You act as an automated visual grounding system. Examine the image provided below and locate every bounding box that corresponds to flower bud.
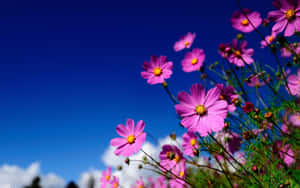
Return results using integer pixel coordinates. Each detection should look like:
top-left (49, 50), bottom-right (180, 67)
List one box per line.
top-left (117, 165), bottom-right (122, 171)
top-left (138, 164), bottom-right (143, 169)
top-left (125, 158), bottom-right (130, 165)
top-left (170, 132), bottom-right (176, 140)
top-left (237, 33), bottom-right (244, 40)
top-left (264, 112), bottom-right (273, 119)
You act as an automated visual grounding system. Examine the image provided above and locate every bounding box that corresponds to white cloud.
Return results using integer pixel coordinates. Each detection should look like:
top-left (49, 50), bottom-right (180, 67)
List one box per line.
top-left (0, 162), bottom-right (65, 188)
top-left (79, 136), bottom-right (183, 188)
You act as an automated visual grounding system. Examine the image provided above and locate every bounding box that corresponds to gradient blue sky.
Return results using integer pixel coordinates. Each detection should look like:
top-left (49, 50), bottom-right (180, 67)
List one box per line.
top-left (0, 0), bottom-right (275, 182)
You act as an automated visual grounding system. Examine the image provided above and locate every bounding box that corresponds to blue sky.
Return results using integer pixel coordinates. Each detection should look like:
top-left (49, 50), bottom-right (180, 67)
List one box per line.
top-left (0, 0), bottom-right (275, 182)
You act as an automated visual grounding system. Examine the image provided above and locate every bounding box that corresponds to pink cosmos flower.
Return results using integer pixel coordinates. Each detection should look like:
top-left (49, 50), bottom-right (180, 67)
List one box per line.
top-left (246, 74), bottom-right (269, 87)
top-left (132, 177), bottom-right (145, 188)
top-left (216, 84), bottom-right (238, 113)
top-left (100, 167), bottom-right (112, 188)
top-left (281, 124), bottom-right (291, 134)
top-left (110, 176), bottom-right (119, 188)
top-left (261, 32), bottom-right (277, 48)
top-left (159, 145), bottom-right (186, 175)
top-left (268, 0), bottom-right (300, 36)
top-left (181, 48), bottom-right (205, 72)
top-left (231, 9), bottom-right (262, 33)
top-left (175, 84), bottom-right (228, 136)
top-left (289, 112), bottom-right (300, 126)
top-left (281, 42), bottom-right (300, 57)
top-left (169, 178), bottom-right (186, 188)
top-left (287, 69), bottom-right (300, 96)
top-left (274, 141), bottom-right (296, 167)
top-left (228, 39), bottom-right (254, 67)
top-left (214, 131), bottom-right (241, 154)
top-left (110, 119), bottom-right (146, 157)
top-left (148, 176), bottom-right (167, 188)
top-left (182, 132), bottom-right (199, 157)
top-left (174, 32), bottom-right (196, 52)
top-left (141, 55), bottom-right (173, 85)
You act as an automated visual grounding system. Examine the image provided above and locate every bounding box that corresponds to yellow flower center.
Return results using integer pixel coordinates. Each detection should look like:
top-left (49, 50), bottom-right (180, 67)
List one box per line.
top-left (179, 171), bottom-right (185, 177)
top-left (114, 183), bottom-right (119, 188)
top-left (184, 41), bottom-right (190, 46)
top-left (220, 95), bottom-right (225, 100)
top-left (298, 116), bottom-right (300, 120)
top-left (268, 36), bottom-right (274, 43)
top-left (105, 175), bottom-right (110, 181)
top-left (174, 155), bottom-right (181, 163)
top-left (138, 185), bottom-right (144, 188)
top-left (241, 19), bottom-right (249, 26)
top-left (235, 50), bottom-right (241, 57)
top-left (191, 58), bottom-right (198, 65)
top-left (127, 135), bottom-right (136, 144)
top-left (190, 139), bottom-right (197, 146)
top-left (285, 9), bottom-right (295, 20)
top-left (195, 105), bottom-right (207, 115)
top-left (153, 67), bottom-right (162, 76)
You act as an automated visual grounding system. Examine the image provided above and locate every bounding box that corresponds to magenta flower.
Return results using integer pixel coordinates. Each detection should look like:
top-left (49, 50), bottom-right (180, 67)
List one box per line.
top-left (174, 32), bottom-right (196, 52)
top-left (228, 39), bottom-right (254, 67)
top-left (181, 48), bottom-right (205, 72)
top-left (182, 132), bottom-right (199, 157)
top-left (274, 141), bottom-right (296, 167)
top-left (214, 131), bottom-right (241, 154)
top-left (141, 55), bottom-right (173, 85)
top-left (100, 167), bottom-right (112, 188)
top-left (281, 124), bottom-right (291, 134)
top-left (159, 145), bottom-right (186, 175)
top-left (132, 177), bottom-right (145, 188)
top-left (231, 9), bottom-right (262, 33)
top-left (246, 74), bottom-right (269, 87)
top-left (110, 176), bottom-right (119, 188)
top-left (110, 119), bottom-right (146, 157)
top-left (148, 176), bottom-right (167, 188)
top-left (261, 32), bottom-right (277, 48)
top-left (175, 84), bottom-right (228, 136)
top-left (169, 178), bottom-right (186, 188)
top-left (268, 0), bottom-right (300, 36)
top-left (287, 69), bottom-right (300, 96)
top-left (216, 84), bottom-right (238, 113)
top-left (289, 112), bottom-right (300, 127)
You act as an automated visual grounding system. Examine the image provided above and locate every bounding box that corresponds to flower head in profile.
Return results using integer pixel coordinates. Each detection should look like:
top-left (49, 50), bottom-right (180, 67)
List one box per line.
top-left (175, 84), bottom-right (228, 136)
top-left (174, 32), bottom-right (196, 52)
top-left (242, 102), bottom-right (254, 113)
top-left (287, 69), bottom-right (300, 96)
top-left (261, 32), bottom-right (277, 48)
top-left (281, 42), bottom-right (300, 57)
top-left (231, 9), bottom-right (262, 33)
top-left (214, 131), bottom-right (242, 154)
top-left (246, 74), bottom-right (269, 87)
top-left (132, 177), bottom-right (145, 188)
top-left (110, 176), bottom-right (119, 188)
top-left (273, 141), bottom-right (296, 167)
top-left (268, 0), bottom-right (300, 36)
top-left (110, 119), bottom-right (146, 157)
top-left (159, 145), bottom-right (186, 175)
top-left (216, 84), bottom-right (238, 113)
top-left (181, 48), bottom-right (205, 72)
top-left (289, 112), bottom-right (300, 127)
top-left (100, 167), bottom-right (112, 188)
top-left (141, 55), bottom-right (173, 85)
top-left (228, 39), bottom-right (254, 67)
top-left (182, 132), bottom-right (199, 157)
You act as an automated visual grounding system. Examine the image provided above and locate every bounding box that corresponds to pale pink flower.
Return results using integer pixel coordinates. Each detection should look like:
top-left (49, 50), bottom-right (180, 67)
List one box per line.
top-left (100, 167), bottom-right (112, 188)
top-left (228, 39), bottom-right (254, 67)
top-left (289, 112), bottom-right (300, 126)
top-left (174, 32), bottom-right (196, 52)
top-left (287, 69), bottom-right (300, 96)
top-left (261, 32), bottom-right (277, 48)
top-left (182, 132), bottom-right (199, 157)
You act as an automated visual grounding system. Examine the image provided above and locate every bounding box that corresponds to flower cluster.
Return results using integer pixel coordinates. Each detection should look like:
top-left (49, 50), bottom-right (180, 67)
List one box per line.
top-left (101, 0), bottom-right (299, 187)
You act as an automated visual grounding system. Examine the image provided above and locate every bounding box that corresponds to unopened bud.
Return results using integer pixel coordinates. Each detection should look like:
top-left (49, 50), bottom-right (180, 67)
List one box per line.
top-left (170, 132), bottom-right (176, 140)
top-left (264, 112), bottom-right (273, 119)
top-left (125, 158), bottom-right (130, 165)
top-left (138, 164), bottom-right (143, 169)
top-left (117, 165), bottom-right (122, 171)
top-left (237, 33), bottom-right (244, 40)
